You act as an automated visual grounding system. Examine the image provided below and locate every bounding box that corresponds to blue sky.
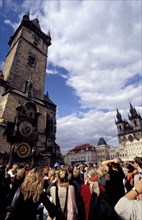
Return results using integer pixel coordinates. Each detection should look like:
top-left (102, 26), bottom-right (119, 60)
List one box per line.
top-left (0, 0), bottom-right (142, 154)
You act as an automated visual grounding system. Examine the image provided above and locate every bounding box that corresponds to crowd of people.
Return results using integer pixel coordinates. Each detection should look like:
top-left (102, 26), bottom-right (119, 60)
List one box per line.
top-left (0, 156), bottom-right (142, 220)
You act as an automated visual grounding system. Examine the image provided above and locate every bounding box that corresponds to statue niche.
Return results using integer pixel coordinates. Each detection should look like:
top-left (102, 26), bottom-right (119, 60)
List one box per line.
top-left (25, 76), bottom-right (34, 98)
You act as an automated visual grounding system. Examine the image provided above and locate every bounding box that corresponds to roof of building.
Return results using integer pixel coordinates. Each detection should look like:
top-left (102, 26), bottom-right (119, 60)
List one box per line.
top-left (31, 18), bottom-right (41, 29)
top-left (71, 143), bottom-right (95, 152)
top-left (97, 137), bottom-right (107, 145)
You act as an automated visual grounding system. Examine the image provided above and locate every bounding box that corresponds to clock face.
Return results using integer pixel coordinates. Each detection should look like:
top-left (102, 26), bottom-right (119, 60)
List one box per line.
top-left (16, 142), bottom-right (31, 158)
top-left (32, 34), bottom-right (41, 45)
top-left (19, 121), bottom-right (33, 136)
top-left (128, 135), bottom-right (134, 142)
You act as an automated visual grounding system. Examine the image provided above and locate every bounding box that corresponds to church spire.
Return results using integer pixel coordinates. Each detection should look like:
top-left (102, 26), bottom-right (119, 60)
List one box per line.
top-left (129, 102), bottom-right (139, 120)
top-left (22, 11), bottom-right (30, 21)
top-left (115, 108), bottom-right (123, 124)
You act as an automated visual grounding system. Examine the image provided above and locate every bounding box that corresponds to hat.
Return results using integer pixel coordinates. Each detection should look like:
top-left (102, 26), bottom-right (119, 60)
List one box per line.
top-left (54, 162), bottom-right (59, 168)
top-left (8, 170), bottom-right (15, 178)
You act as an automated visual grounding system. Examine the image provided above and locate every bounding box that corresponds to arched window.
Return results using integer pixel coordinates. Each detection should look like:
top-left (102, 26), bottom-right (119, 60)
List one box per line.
top-left (28, 56), bottom-right (36, 68)
top-left (119, 125), bottom-right (122, 131)
top-left (134, 120), bottom-right (137, 127)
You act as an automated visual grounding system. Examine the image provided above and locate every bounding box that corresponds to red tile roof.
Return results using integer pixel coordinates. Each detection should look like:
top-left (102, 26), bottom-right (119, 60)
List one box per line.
top-left (71, 143), bottom-right (94, 152)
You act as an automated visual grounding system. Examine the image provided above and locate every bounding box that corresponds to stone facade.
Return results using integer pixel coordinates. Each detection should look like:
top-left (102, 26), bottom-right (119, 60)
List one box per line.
top-left (0, 13), bottom-right (60, 166)
top-left (115, 103), bottom-right (142, 144)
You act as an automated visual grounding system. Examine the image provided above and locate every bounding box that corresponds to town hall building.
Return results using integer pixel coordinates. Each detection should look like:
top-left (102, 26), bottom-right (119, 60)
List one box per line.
top-left (0, 12), bottom-right (61, 166)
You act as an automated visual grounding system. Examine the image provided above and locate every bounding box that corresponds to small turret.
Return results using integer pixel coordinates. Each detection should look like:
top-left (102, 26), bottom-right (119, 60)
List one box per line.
top-left (129, 102), bottom-right (139, 120)
top-left (22, 11), bottom-right (30, 21)
top-left (115, 108), bottom-right (123, 124)
top-left (31, 17), bottom-right (41, 29)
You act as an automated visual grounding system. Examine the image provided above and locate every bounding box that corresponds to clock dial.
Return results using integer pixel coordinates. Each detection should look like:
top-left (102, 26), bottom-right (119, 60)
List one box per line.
top-left (32, 34), bottom-right (41, 45)
top-left (19, 121), bottom-right (33, 136)
top-left (128, 135), bottom-right (134, 142)
top-left (16, 142), bottom-right (31, 158)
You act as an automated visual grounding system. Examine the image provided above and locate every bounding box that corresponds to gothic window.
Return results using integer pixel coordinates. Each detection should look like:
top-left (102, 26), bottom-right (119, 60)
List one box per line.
top-left (46, 113), bottom-right (50, 133)
top-left (30, 112), bottom-right (33, 117)
top-left (50, 119), bottom-right (54, 132)
top-left (134, 120), bottom-right (137, 126)
top-left (25, 103), bottom-right (37, 118)
top-left (119, 125), bottom-right (122, 131)
top-left (28, 56), bottom-right (35, 68)
top-left (22, 109), bottom-right (26, 115)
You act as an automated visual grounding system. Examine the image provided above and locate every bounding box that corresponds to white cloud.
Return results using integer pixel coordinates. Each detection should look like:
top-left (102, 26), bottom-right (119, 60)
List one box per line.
top-left (2, 0), bottom-right (142, 154)
top-left (56, 109), bottom-right (119, 153)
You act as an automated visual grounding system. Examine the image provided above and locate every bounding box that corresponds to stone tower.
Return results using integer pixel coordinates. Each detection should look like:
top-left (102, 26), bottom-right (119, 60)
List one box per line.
top-left (0, 12), bottom-right (57, 165)
top-left (115, 103), bottom-right (142, 145)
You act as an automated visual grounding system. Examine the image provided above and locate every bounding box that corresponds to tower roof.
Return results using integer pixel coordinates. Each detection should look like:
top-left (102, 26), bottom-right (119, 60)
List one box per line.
top-left (97, 137), bottom-right (107, 145)
top-left (8, 12), bottom-right (51, 46)
top-left (31, 18), bottom-right (41, 29)
top-left (129, 102), bottom-right (141, 120)
top-left (116, 108), bottom-right (123, 123)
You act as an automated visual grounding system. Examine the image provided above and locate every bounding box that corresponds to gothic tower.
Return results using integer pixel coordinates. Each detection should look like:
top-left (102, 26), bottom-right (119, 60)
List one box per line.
top-left (0, 12), bottom-right (57, 165)
top-left (115, 103), bottom-right (142, 145)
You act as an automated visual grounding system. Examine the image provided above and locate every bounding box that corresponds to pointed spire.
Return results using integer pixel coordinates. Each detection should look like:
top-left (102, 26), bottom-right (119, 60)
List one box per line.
top-left (23, 11), bottom-right (30, 21)
top-left (45, 91), bottom-right (49, 99)
top-left (47, 29), bottom-right (51, 37)
top-left (129, 102), bottom-right (134, 110)
top-left (25, 11), bottom-right (30, 17)
top-left (97, 137), bottom-right (107, 145)
top-left (116, 108), bottom-right (123, 123)
top-left (129, 102), bottom-right (138, 119)
top-left (31, 18), bottom-right (41, 29)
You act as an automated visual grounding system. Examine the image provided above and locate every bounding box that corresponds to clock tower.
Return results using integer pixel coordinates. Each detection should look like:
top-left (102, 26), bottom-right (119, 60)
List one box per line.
top-left (0, 12), bottom-right (58, 165)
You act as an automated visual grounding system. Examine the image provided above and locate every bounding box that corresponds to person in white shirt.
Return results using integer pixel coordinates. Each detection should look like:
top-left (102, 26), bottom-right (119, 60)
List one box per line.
top-left (115, 177), bottom-right (142, 220)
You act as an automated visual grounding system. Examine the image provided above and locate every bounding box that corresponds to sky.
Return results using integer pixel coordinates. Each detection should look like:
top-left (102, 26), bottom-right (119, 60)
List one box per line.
top-left (0, 0), bottom-right (142, 154)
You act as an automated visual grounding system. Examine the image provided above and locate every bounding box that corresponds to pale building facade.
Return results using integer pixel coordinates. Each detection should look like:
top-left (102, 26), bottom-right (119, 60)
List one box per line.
top-left (124, 138), bottom-right (142, 160)
top-left (64, 104), bottom-right (142, 165)
top-left (64, 143), bottom-right (97, 165)
top-left (64, 138), bottom-right (110, 165)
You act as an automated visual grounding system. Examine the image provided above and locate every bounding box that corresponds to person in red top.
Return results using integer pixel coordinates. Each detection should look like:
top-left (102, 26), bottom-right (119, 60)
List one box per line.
top-left (80, 166), bottom-right (105, 220)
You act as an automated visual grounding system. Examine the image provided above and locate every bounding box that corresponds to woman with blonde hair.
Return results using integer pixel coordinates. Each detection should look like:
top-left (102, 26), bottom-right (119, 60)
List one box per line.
top-left (5, 167), bottom-right (59, 220)
top-left (81, 167), bottom-right (121, 220)
top-left (48, 168), bottom-right (78, 220)
top-left (80, 167), bottom-right (106, 220)
top-left (44, 167), bottom-right (56, 192)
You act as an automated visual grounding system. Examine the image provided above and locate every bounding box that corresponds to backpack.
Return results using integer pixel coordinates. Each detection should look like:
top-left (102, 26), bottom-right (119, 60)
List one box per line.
top-left (88, 191), bottom-right (122, 220)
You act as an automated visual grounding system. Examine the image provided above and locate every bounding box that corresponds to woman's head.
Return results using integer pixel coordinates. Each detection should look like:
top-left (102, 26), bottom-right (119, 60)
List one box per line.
top-left (16, 168), bottom-right (26, 180)
top-left (134, 156), bottom-right (142, 169)
top-left (73, 167), bottom-right (80, 178)
top-left (85, 167), bottom-right (100, 196)
top-left (57, 169), bottom-right (69, 187)
top-left (21, 167), bottom-right (44, 203)
top-left (85, 167), bottom-right (98, 182)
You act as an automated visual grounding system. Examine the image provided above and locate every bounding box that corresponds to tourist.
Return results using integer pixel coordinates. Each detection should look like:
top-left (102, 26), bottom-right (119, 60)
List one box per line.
top-left (101, 158), bottom-right (125, 207)
top-left (47, 168), bottom-right (78, 220)
top-left (72, 166), bottom-right (85, 220)
top-left (0, 164), bottom-right (11, 219)
top-left (5, 167), bottom-right (59, 220)
top-left (80, 166), bottom-right (105, 220)
top-left (115, 177), bottom-right (142, 220)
